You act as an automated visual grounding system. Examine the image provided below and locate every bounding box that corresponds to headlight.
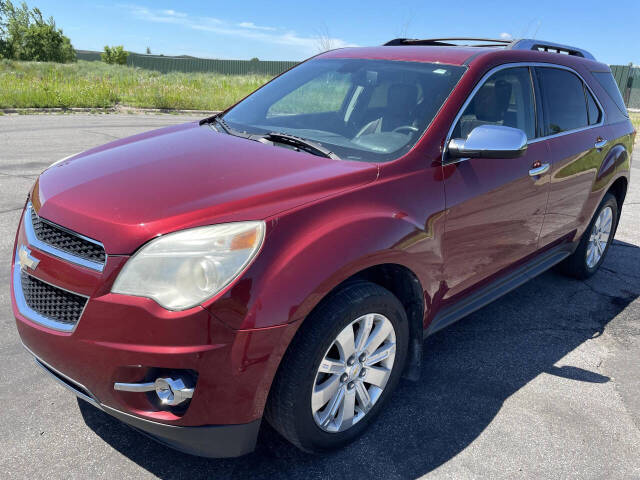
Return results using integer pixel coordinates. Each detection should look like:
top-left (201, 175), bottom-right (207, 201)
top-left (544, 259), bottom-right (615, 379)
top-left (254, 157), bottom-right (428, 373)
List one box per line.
top-left (112, 222), bottom-right (265, 310)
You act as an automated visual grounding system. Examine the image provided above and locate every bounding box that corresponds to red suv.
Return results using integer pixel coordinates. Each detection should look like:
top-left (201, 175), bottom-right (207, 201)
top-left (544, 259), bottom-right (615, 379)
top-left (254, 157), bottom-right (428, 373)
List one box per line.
top-left (12, 37), bottom-right (635, 457)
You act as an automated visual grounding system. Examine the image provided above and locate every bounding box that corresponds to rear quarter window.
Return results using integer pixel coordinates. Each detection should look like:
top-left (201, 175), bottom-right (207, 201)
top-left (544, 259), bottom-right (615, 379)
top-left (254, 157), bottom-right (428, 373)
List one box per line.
top-left (585, 87), bottom-right (602, 125)
top-left (592, 71), bottom-right (629, 118)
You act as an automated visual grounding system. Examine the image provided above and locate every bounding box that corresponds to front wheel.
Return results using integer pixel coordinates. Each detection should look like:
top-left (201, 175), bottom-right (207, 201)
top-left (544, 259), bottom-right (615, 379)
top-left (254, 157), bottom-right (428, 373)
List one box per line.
top-left (558, 192), bottom-right (618, 279)
top-left (265, 282), bottom-right (409, 453)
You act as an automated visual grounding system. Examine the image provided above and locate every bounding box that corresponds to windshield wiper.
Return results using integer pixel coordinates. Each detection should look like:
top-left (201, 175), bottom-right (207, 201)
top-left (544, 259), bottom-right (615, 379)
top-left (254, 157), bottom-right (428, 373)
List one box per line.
top-left (202, 114), bottom-right (253, 139)
top-left (211, 116), bottom-right (232, 134)
top-left (203, 118), bottom-right (340, 159)
top-left (263, 132), bottom-right (340, 160)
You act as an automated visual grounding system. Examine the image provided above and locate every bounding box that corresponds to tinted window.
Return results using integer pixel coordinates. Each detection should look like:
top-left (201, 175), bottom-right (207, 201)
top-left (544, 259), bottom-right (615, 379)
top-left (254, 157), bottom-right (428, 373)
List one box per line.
top-left (224, 59), bottom-right (465, 163)
top-left (536, 68), bottom-right (588, 134)
top-left (585, 87), bottom-right (601, 125)
top-left (453, 67), bottom-right (536, 140)
top-left (592, 71), bottom-right (629, 117)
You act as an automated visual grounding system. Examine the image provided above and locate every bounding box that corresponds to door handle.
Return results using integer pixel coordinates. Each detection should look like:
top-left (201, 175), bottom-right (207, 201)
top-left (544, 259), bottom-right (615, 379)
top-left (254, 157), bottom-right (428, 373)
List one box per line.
top-left (529, 162), bottom-right (550, 177)
top-left (595, 137), bottom-right (608, 150)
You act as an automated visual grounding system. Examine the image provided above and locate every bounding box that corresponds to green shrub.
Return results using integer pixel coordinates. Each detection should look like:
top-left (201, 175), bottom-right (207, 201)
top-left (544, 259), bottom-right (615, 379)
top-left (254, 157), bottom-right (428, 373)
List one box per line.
top-left (101, 45), bottom-right (128, 65)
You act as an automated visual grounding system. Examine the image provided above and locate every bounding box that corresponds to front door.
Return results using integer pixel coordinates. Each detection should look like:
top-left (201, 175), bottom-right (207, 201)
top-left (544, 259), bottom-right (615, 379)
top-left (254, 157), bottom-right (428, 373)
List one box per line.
top-left (441, 66), bottom-right (551, 301)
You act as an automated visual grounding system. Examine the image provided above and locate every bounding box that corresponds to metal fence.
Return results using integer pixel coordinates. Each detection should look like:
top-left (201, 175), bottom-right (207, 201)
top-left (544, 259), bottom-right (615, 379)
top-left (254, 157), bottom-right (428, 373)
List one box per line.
top-left (75, 50), bottom-right (297, 76)
top-left (610, 65), bottom-right (640, 110)
top-left (75, 51), bottom-right (640, 108)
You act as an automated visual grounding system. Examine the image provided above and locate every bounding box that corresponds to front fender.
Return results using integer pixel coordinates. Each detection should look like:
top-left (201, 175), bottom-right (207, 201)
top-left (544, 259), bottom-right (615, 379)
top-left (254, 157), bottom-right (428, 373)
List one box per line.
top-left (208, 199), bottom-right (445, 331)
top-left (202, 166), bottom-right (445, 417)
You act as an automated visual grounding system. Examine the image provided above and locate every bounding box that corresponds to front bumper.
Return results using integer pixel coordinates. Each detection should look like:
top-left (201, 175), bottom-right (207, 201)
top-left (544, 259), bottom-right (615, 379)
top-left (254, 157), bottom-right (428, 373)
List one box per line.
top-left (26, 343), bottom-right (261, 457)
top-left (11, 206), bottom-right (298, 457)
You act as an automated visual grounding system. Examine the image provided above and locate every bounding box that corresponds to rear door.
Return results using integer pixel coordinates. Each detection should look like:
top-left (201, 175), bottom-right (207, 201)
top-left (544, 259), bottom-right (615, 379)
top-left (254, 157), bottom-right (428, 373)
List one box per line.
top-left (442, 66), bottom-right (551, 300)
top-left (534, 66), bottom-right (606, 246)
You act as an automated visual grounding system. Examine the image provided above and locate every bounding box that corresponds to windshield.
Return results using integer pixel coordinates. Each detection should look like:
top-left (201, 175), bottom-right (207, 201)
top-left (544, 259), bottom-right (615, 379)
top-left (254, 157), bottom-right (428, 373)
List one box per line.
top-left (222, 59), bottom-right (465, 162)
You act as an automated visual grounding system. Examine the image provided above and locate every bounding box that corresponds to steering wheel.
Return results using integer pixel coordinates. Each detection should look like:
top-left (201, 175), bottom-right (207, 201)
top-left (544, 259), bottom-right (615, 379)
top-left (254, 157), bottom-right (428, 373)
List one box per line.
top-left (392, 125), bottom-right (419, 134)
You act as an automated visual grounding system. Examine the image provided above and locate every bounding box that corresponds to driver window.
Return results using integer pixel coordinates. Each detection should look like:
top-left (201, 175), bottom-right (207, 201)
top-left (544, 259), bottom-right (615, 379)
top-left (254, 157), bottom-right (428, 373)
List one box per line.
top-left (453, 67), bottom-right (535, 140)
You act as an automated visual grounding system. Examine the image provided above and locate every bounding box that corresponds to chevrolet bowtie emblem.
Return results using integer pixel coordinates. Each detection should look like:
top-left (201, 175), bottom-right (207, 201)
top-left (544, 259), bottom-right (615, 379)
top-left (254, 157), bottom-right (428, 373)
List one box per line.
top-left (18, 245), bottom-right (40, 271)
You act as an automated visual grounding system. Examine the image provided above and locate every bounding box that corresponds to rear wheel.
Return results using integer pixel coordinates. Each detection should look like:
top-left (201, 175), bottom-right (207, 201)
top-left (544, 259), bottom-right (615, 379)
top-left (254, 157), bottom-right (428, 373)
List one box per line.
top-left (265, 282), bottom-right (408, 453)
top-left (558, 193), bottom-right (618, 279)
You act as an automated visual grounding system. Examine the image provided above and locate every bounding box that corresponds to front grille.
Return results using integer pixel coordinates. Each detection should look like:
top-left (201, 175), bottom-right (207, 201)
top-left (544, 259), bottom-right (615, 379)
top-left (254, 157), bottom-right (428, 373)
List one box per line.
top-left (30, 209), bottom-right (106, 264)
top-left (20, 271), bottom-right (87, 327)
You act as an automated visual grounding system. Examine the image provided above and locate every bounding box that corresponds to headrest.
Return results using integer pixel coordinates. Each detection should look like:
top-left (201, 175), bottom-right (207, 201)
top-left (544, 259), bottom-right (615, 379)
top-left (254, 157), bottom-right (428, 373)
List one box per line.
top-left (473, 80), bottom-right (512, 122)
top-left (387, 83), bottom-right (419, 113)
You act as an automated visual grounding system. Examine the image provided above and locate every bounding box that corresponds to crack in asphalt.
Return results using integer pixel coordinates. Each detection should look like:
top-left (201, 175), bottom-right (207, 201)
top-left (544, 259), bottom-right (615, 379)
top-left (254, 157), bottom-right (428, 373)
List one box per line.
top-left (0, 206), bottom-right (24, 215)
top-left (0, 171), bottom-right (38, 181)
top-left (612, 241), bottom-right (640, 249)
top-left (600, 265), bottom-right (640, 281)
top-left (581, 279), bottom-right (637, 302)
top-left (82, 129), bottom-right (121, 140)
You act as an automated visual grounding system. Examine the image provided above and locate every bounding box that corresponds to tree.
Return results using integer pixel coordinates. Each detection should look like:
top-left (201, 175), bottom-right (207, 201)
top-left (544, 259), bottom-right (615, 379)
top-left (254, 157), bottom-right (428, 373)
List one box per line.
top-left (0, 1), bottom-right (8, 58)
top-left (0, 1), bottom-right (75, 62)
top-left (314, 24), bottom-right (336, 53)
top-left (101, 45), bottom-right (128, 65)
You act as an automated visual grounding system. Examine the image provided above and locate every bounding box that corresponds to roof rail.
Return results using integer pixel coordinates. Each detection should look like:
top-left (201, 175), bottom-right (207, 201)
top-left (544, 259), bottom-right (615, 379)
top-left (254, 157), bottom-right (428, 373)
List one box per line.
top-left (383, 37), bottom-right (596, 61)
top-left (384, 38), bottom-right (511, 47)
top-left (507, 39), bottom-right (596, 60)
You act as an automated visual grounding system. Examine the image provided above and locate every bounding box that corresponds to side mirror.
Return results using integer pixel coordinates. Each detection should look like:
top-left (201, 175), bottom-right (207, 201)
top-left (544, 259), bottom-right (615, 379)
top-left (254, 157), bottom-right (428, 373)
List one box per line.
top-left (447, 125), bottom-right (528, 159)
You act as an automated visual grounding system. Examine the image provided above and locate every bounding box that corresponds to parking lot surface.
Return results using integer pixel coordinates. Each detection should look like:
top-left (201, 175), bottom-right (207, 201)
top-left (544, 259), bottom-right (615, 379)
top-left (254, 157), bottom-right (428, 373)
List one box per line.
top-left (0, 114), bottom-right (638, 479)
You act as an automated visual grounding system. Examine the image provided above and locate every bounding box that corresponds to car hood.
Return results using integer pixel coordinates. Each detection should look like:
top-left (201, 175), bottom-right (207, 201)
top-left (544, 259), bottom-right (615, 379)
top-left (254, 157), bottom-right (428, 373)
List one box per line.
top-left (32, 122), bottom-right (377, 254)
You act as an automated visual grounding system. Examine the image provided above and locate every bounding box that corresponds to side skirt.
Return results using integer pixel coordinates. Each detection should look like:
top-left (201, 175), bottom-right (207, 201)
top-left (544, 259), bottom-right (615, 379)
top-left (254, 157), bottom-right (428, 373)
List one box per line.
top-left (424, 242), bottom-right (576, 338)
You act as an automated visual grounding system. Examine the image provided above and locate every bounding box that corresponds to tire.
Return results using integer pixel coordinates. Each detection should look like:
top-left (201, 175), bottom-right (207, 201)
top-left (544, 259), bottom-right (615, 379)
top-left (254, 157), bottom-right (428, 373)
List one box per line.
top-left (265, 282), bottom-right (409, 453)
top-left (557, 192), bottom-right (618, 279)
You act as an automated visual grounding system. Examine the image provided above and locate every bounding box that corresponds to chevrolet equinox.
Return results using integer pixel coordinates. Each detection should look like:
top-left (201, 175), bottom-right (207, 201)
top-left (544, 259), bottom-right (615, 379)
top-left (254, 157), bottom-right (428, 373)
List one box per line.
top-left (11, 37), bottom-right (635, 456)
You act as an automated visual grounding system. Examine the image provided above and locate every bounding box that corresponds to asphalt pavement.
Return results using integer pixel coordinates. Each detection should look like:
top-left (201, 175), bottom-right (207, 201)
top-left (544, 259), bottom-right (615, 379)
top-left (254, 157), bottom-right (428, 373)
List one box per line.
top-left (0, 114), bottom-right (638, 479)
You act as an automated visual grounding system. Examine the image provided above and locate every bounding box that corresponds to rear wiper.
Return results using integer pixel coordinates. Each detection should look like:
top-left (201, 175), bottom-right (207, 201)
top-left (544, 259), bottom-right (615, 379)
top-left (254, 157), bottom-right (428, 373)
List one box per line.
top-left (263, 132), bottom-right (340, 160)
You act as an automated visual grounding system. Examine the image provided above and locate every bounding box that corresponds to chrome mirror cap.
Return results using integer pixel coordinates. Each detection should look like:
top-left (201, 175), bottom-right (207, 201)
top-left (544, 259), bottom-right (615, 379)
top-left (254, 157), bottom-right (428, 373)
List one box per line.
top-left (448, 124), bottom-right (528, 159)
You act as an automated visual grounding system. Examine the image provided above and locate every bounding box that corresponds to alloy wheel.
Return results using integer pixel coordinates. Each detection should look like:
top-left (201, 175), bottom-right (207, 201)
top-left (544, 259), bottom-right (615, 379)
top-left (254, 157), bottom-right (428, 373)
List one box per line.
top-left (311, 313), bottom-right (396, 433)
top-left (586, 206), bottom-right (613, 268)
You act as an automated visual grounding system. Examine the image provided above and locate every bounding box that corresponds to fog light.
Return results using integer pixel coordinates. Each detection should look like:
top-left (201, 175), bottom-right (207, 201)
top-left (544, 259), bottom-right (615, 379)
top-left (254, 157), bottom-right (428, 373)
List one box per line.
top-left (154, 377), bottom-right (193, 406)
top-left (114, 376), bottom-right (194, 407)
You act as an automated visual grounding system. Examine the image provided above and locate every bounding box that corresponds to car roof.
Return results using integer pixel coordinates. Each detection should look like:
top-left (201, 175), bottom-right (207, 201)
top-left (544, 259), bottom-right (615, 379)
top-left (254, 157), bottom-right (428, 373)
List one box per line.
top-left (317, 42), bottom-right (610, 72)
top-left (318, 46), bottom-right (489, 66)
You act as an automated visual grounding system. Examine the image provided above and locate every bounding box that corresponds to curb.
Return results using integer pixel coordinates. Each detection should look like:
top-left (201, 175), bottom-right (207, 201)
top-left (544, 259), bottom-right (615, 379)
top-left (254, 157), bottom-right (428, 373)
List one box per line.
top-left (0, 106), bottom-right (219, 115)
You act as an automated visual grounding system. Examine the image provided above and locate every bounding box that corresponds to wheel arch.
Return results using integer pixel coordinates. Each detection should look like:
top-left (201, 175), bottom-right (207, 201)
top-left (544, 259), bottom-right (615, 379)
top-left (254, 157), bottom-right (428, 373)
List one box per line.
top-left (607, 175), bottom-right (628, 213)
top-left (276, 262), bottom-right (426, 388)
top-left (314, 263), bottom-right (425, 380)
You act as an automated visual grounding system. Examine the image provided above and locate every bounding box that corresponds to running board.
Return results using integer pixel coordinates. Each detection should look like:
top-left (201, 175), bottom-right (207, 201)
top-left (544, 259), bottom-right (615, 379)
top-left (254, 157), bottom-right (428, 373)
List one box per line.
top-left (424, 244), bottom-right (573, 338)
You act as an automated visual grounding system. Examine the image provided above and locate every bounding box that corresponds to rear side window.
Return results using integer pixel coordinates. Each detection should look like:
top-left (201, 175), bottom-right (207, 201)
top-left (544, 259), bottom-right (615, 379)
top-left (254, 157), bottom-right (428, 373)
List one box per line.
top-left (535, 67), bottom-right (588, 135)
top-left (592, 71), bottom-right (629, 117)
top-left (585, 88), bottom-right (602, 125)
top-left (453, 67), bottom-right (536, 140)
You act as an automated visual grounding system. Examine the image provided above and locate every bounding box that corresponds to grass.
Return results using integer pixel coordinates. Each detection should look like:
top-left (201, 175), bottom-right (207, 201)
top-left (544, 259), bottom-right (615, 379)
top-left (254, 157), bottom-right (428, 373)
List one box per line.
top-left (0, 60), bottom-right (272, 110)
top-left (2, 59), bottom-right (640, 128)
